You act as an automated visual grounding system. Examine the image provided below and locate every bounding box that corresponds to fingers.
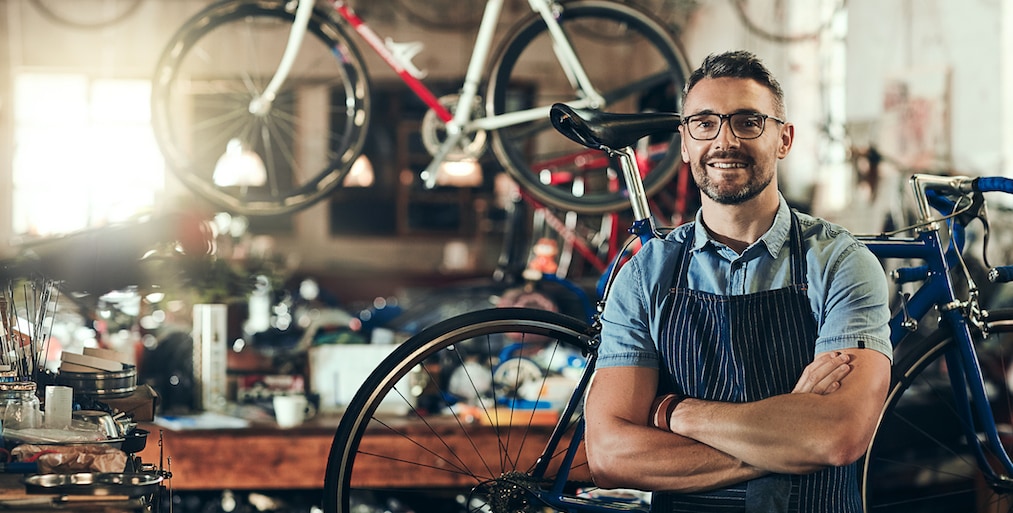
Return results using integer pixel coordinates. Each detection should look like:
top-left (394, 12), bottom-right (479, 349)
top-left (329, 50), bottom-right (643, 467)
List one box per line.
top-left (792, 351), bottom-right (852, 395)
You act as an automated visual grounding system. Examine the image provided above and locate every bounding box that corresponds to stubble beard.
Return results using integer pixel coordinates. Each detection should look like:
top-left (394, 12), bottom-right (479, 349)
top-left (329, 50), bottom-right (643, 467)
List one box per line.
top-left (692, 152), bottom-right (773, 205)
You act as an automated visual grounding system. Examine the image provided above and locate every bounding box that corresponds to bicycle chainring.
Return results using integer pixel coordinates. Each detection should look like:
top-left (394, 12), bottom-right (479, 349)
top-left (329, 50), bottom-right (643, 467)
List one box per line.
top-left (421, 94), bottom-right (487, 161)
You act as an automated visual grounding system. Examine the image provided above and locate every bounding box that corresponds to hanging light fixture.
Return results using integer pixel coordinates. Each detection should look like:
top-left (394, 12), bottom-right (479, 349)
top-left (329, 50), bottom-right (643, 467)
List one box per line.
top-left (435, 158), bottom-right (482, 187)
top-left (343, 154), bottom-right (375, 187)
top-left (213, 138), bottom-right (266, 187)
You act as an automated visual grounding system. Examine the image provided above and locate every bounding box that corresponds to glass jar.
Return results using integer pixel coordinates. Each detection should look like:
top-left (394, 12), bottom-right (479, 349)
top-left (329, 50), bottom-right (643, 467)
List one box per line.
top-left (0, 382), bottom-right (41, 431)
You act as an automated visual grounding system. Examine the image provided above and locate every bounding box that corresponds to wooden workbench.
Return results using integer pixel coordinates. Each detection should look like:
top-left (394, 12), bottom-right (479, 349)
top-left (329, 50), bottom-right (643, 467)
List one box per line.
top-left (136, 416), bottom-right (338, 491)
top-left (135, 414), bottom-right (586, 492)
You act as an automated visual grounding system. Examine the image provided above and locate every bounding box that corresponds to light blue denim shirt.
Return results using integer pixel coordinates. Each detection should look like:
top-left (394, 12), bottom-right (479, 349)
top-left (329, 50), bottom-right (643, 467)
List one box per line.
top-left (598, 195), bottom-right (893, 370)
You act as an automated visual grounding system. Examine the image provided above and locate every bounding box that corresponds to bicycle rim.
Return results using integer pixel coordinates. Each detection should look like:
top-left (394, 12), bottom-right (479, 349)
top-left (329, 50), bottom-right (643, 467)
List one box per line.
top-left (324, 308), bottom-right (599, 513)
top-left (862, 308), bottom-right (1013, 512)
top-left (488, 1), bottom-right (689, 215)
top-left (151, 0), bottom-right (369, 216)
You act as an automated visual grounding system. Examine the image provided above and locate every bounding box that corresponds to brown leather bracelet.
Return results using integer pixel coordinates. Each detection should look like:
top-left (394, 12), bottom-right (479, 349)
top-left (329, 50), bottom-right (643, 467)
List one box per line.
top-left (653, 393), bottom-right (686, 432)
top-left (662, 394), bottom-right (686, 432)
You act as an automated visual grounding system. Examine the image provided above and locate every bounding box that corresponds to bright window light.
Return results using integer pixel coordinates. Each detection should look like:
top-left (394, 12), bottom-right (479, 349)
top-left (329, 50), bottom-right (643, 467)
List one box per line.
top-left (12, 73), bottom-right (165, 237)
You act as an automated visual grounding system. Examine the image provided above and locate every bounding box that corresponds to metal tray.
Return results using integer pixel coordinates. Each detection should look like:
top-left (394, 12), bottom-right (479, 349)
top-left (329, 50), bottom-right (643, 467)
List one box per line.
top-left (23, 473), bottom-right (162, 497)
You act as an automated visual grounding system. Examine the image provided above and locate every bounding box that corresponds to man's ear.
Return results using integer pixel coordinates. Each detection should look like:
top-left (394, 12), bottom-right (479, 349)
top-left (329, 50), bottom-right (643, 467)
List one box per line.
top-left (679, 125), bottom-right (690, 163)
top-left (777, 123), bottom-right (794, 159)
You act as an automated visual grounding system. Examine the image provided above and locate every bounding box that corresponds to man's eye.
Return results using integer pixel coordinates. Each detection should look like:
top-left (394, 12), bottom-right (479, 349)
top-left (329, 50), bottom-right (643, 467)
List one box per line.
top-left (736, 117), bottom-right (762, 129)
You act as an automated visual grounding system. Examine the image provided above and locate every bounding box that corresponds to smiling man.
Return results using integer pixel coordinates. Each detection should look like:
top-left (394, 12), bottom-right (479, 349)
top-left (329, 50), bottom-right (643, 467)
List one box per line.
top-left (582, 51), bottom-right (893, 512)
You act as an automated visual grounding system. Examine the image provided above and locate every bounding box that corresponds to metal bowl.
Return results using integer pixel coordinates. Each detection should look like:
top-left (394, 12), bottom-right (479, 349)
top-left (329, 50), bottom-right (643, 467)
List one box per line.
top-left (72, 410), bottom-right (121, 438)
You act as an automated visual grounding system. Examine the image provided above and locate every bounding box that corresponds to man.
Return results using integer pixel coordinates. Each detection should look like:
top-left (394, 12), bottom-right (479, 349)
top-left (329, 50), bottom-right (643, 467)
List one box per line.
top-left (583, 50), bottom-right (892, 512)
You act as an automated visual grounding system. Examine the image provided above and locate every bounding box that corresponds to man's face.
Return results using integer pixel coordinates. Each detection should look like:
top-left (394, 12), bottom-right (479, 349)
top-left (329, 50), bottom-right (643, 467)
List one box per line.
top-left (679, 77), bottom-right (793, 205)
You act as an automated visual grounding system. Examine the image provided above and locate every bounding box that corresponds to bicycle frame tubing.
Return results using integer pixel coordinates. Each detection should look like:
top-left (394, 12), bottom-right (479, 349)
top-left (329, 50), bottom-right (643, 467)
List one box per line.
top-left (332, 0), bottom-right (604, 158)
top-left (859, 210), bottom-right (1013, 484)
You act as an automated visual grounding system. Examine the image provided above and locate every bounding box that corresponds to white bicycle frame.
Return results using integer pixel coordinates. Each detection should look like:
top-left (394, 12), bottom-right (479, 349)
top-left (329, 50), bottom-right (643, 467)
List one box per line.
top-left (247, 0), bottom-right (608, 188)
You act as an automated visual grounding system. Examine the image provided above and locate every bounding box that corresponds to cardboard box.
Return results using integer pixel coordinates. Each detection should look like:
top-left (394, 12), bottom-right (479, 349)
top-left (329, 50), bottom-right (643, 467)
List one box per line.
top-left (99, 385), bottom-right (159, 422)
top-left (308, 344), bottom-right (412, 415)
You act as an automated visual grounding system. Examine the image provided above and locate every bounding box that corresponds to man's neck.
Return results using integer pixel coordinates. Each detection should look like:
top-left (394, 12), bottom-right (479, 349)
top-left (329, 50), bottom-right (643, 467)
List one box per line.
top-left (699, 190), bottom-right (781, 254)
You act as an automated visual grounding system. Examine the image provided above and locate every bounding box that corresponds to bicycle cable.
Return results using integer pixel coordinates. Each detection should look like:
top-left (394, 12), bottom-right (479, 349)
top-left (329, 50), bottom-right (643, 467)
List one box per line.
top-left (869, 195), bottom-right (976, 238)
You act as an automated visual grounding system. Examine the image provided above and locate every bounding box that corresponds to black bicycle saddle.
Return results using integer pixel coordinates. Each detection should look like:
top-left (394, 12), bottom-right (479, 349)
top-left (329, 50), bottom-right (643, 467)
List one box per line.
top-left (549, 102), bottom-right (681, 152)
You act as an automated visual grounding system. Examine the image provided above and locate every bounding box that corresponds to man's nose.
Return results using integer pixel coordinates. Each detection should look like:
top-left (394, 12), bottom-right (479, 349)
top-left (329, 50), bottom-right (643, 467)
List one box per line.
top-left (713, 120), bottom-right (740, 149)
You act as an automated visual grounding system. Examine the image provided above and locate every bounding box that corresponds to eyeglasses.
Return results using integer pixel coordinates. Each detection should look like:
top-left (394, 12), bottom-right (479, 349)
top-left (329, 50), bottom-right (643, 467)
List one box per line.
top-left (681, 112), bottom-right (786, 141)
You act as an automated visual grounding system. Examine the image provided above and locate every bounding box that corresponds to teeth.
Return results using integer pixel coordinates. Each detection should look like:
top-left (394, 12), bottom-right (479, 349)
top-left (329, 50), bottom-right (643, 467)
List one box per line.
top-left (709, 162), bottom-right (746, 169)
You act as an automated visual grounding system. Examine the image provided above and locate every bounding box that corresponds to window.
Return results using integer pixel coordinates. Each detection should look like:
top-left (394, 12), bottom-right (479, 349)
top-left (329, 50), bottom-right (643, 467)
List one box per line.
top-left (12, 73), bottom-right (164, 237)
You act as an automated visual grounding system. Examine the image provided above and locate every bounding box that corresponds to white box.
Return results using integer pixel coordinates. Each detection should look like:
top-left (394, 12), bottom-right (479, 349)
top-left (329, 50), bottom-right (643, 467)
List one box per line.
top-left (309, 344), bottom-right (414, 415)
top-left (192, 304), bottom-right (228, 412)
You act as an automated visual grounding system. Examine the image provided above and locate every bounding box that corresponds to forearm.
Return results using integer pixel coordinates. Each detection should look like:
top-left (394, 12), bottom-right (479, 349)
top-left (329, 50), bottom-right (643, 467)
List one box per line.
top-left (661, 349), bottom-right (889, 474)
top-left (586, 417), bottom-right (767, 492)
top-left (670, 393), bottom-right (863, 474)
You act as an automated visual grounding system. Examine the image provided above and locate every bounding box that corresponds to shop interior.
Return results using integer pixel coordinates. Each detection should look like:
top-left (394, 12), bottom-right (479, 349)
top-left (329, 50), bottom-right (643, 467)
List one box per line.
top-left (1, 0), bottom-right (1013, 512)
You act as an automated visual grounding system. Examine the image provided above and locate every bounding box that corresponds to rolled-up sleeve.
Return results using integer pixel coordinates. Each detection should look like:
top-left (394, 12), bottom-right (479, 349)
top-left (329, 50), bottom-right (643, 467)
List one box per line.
top-left (814, 241), bottom-right (893, 362)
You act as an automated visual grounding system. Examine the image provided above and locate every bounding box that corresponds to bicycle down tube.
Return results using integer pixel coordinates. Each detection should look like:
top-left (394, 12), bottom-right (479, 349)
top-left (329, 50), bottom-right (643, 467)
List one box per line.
top-left (330, 0), bottom-right (604, 188)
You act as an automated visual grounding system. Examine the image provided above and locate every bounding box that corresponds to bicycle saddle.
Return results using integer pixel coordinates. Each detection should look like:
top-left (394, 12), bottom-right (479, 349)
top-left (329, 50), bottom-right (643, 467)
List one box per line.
top-left (549, 103), bottom-right (681, 152)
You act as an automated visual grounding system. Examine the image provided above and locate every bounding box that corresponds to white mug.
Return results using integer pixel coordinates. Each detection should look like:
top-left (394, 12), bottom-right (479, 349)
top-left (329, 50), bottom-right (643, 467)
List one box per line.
top-left (273, 395), bottom-right (311, 428)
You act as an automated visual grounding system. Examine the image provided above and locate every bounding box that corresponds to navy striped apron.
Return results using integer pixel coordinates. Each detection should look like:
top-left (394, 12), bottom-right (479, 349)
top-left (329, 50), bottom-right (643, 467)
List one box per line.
top-left (651, 212), bottom-right (860, 513)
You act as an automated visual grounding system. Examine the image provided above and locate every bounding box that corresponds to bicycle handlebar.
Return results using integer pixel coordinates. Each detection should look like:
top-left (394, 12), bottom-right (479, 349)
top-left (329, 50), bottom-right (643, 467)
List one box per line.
top-left (973, 177), bottom-right (1013, 283)
top-left (895, 174), bottom-right (1013, 285)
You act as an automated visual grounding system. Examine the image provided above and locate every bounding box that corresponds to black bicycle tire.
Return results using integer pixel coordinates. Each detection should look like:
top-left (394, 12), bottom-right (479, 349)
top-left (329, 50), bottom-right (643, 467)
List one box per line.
top-left (151, 0), bottom-right (370, 217)
top-left (861, 308), bottom-right (1013, 511)
top-left (488, 1), bottom-right (690, 215)
top-left (323, 307), bottom-right (598, 513)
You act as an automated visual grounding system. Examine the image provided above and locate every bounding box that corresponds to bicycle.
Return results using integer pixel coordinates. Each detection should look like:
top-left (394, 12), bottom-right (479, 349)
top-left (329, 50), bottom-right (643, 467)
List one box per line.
top-left (151, 0), bottom-right (689, 217)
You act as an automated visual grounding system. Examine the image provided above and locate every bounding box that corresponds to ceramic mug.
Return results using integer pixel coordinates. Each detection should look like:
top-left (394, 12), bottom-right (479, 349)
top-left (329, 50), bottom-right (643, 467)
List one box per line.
top-left (273, 395), bottom-right (312, 428)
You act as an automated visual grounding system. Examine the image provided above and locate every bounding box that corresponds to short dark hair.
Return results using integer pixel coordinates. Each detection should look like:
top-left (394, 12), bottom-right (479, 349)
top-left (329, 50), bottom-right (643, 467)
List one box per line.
top-left (683, 50), bottom-right (786, 117)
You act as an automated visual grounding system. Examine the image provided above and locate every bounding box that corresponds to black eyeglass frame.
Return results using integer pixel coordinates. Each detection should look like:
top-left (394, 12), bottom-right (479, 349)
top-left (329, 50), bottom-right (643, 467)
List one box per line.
top-left (680, 112), bottom-right (787, 141)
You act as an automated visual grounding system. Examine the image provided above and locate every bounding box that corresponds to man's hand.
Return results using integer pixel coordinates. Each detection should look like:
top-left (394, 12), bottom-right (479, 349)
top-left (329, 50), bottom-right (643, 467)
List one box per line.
top-left (792, 351), bottom-right (852, 395)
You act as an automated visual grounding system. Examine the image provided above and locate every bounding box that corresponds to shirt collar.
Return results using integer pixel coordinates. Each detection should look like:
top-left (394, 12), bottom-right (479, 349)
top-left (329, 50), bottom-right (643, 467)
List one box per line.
top-left (692, 194), bottom-right (791, 259)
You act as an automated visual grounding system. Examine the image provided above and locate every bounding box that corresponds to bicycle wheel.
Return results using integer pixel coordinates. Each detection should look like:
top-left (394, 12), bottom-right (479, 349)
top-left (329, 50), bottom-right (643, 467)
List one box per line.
top-left (151, 0), bottom-right (369, 216)
top-left (862, 308), bottom-right (1013, 512)
top-left (323, 308), bottom-right (601, 513)
top-left (488, 1), bottom-right (689, 214)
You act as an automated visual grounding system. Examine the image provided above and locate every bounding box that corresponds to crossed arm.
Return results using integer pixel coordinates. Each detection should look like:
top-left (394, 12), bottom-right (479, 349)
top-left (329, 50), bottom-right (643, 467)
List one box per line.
top-left (583, 348), bottom-right (890, 492)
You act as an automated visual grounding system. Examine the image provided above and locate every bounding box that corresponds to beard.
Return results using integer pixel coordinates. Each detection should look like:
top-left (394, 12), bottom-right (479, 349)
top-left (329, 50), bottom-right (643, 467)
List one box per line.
top-left (691, 150), bottom-right (774, 205)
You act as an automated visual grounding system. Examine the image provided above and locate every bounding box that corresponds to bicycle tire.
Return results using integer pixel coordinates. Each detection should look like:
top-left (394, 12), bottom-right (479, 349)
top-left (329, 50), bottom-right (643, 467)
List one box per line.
top-left (323, 307), bottom-right (601, 513)
top-left (862, 308), bottom-right (1013, 512)
top-left (151, 0), bottom-right (370, 216)
top-left (488, 1), bottom-right (689, 215)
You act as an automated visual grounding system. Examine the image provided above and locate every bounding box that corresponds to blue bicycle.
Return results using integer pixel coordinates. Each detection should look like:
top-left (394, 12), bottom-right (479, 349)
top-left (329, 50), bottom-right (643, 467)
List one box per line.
top-left (324, 104), bottom-right (1013, 513)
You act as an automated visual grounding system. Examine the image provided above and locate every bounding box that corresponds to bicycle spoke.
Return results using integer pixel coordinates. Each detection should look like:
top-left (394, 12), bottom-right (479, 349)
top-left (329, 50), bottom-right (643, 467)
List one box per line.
top-left (326, 309), bottom-right (597, 513)
top-left (152, 0), bottom-right (368, 215)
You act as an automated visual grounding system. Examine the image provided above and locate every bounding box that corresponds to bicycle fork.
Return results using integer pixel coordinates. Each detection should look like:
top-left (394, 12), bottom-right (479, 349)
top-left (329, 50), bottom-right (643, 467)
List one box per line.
top-left (942, 307), bottom-right (1013, 489)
